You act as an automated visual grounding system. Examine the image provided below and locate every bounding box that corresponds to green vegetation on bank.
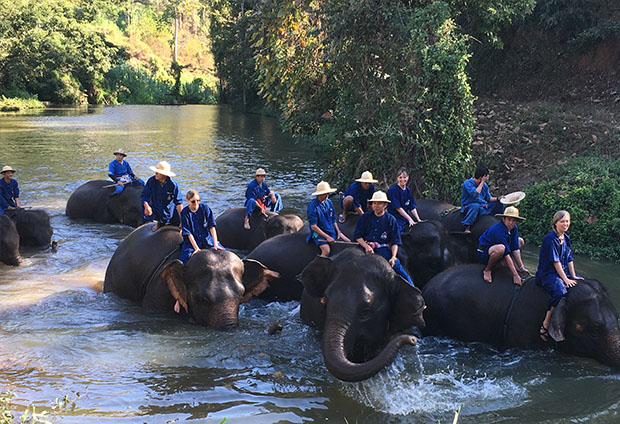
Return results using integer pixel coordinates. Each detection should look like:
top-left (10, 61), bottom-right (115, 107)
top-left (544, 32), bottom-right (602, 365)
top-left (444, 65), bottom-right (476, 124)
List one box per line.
top-left (0, 96), bottom-right (45, 112)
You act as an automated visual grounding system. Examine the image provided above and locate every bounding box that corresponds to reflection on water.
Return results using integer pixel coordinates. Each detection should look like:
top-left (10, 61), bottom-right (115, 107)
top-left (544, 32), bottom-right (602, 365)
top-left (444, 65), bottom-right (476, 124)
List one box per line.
top-left (0, 105), bottom-right (619, 423)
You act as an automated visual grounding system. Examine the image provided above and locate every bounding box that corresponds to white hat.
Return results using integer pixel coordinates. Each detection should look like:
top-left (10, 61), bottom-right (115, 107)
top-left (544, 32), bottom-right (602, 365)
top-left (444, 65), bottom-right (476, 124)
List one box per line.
top-left (500, 191), bottom-right (525, 205)
top-left (255, 168), bottom-right (267, 176)
top-left (113, 149), bottom-right (127, 157)
top-left (1, 166), bottom-right (16, 173)
top-left (369, 191), bottom-right (390, 203)
top-left (149, 161), bottom-right (176, 177)
top-left (312, 181), bottom-right (337, 196)
top-left (496, 206), bottom-right (526, 221)
top-left (355, 171), bottom-right (378, 183)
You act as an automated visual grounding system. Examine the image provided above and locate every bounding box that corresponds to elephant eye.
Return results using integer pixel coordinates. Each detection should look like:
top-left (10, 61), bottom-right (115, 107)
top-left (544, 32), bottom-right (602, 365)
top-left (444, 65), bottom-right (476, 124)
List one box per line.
top-left (358, 308), bottom-right (373, 321)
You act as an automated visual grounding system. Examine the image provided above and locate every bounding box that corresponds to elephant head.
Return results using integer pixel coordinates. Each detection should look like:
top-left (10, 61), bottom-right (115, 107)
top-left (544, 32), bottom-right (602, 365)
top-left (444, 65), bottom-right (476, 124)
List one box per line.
top-left (161, 249), bottom-right (279, 330)
top-left (6, 208), bottom-right (53, 247)
top-left (0, 214), bottom-right (21, 266)
top-left (263, 213), bottom-right (304, 240)
top-left (299, 248), bottom-right (425, 382)
top-left (548, 279), bottom-right (620, 369)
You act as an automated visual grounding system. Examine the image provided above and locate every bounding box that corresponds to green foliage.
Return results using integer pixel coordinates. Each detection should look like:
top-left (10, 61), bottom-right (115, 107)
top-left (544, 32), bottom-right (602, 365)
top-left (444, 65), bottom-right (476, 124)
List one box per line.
top-left (0, 95), bottom-right (45, 112)
top-left (182, 74), bottom-right (219, 104)
top-left (103, 63), bottom-right (173, 105)
top-left (519, 157), bottom-right (620, 259)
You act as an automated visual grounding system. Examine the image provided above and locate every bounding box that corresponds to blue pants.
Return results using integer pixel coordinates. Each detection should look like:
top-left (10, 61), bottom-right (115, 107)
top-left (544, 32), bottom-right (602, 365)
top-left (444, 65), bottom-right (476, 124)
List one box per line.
top-left (245, 193), bottom-right (282, 215)
top-left (144, 209), bottom-right (180, 226)
top-left (179, 237), bottom-right (225, 263)
top-left (536, 273), bottom-right (567, 309)
top-left (461, 201), bottom-right (504, 227)
top-left (372, 246), bottom-right (415, 287)
top-left (112, 177), bottom-right (144, 195)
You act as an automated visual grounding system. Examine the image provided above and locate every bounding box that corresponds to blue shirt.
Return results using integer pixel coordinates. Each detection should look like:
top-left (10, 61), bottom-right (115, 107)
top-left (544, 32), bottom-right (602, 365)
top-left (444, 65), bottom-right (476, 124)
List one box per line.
top-left (307, 197), bottom-right (337, 239)
top-left (478, 220), bottom-right (520, 255)
top-left (141, 176), bottom-right (183, 221)
top-left (341, 182), bottom-right (375, 211)
top-left (353, 211), bottom-right (401, 246)
top-left (387, 184), bottom-right (416, 222)
top-left (0, 178), bottom-right (19, 207)
top-left (536, 231), bottom-right (574, 281)
top-left (461, 178), bottom-right (490, 208)
top-left (181, 203), bottom-right (217, 246)
top-left (108, 160), bottom-right (135, 179)
top-left (245, 179), bottom-right (271, 201)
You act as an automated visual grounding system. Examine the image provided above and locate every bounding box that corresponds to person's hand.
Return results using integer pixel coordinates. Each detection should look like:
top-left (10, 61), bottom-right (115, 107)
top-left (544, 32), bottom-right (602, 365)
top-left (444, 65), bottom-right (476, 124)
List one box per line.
top-left (519, 266), bottom-right (531, 276)
top-left (513, 274), bottom-right (523, 286)
top-left (482, 204), bottom-right (489, 209)
top-left (338, 232), bottom-right (351, 242)
top-left (482, 175), bottom-right (489, 183)
top-left (325, 235), bottom-right (335, 244)
top-left (498, 195), bottom-right (505, 201)
top-left (174, 300), bottom-right (181, 314)
top-left (363, 244), bottom-right (374, 254)
top-left (6, 206), bottom-right (15, 210)
top-left (407, 217), bottom-right (415, 227)
top-left (389, 256), bottom-right (397, 267)
top-left (571, 275), bottom-right (584, 280)
top-left (213, 244), bottom-right (221, 250)
top-left (565, 279), bottom-right (578, 287)
top-left (144, 204), bottom-right (152, 216)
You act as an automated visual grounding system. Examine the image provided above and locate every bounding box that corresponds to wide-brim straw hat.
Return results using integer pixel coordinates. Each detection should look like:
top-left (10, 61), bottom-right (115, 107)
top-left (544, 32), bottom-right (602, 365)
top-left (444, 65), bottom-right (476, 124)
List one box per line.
top-left (496, 206), bottom-right (526, 220)
top-left (355, 171), bottom-right (378, 183)
top-left (255, 168), bottom-right (267, 176)
top-left (113, 148), bottom-right (127, 157)
top-left (369, 191), bottom-right (391, 203)
top-left (149, 161), bottom-right (176, 177)
top-left (312, 181), bottom-right (337, 196)
top-left (1, 166), bottom-right (16, 174)
top-left (500, 191), bottom-right (525, 205)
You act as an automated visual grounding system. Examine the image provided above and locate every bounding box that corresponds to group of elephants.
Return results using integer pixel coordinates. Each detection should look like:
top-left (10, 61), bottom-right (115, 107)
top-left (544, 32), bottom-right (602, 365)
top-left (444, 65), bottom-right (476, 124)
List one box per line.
top-left (20, 180), bottom-right (620, 382)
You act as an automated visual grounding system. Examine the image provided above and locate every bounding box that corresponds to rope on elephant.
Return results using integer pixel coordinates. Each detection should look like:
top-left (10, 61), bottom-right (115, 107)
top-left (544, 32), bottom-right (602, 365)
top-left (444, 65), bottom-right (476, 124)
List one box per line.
top-left (502, 274), bottom-right (535, 346)
top-left (140, 245), bottom-right (181, 298)
top-left (440, 206), bottom-right (460, 218)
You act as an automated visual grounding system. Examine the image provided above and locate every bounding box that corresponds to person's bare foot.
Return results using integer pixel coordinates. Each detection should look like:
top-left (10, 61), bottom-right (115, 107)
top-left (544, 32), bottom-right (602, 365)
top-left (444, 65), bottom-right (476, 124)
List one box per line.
top-left (243, 218), bottom-right (251, 230)
top-left (464, 226), bottom-right (471, 233)
top-left (483, 269), bottom-right (492, 283)
top-left (152, 222), bottom-right (160, 232)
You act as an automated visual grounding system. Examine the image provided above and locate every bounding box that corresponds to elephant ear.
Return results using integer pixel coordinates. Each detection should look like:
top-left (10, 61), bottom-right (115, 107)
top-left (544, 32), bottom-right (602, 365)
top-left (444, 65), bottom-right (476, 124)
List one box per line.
top-left (241, 259), bottom-right (280, 303)
top-left (298, 255), bottom-right (332, 297)
top-left (161, 259), bottom-right (188, 313)
top-left (548, 297), bottom-right (568, 342)
top-left (388, 276), bottom-right (425, 333)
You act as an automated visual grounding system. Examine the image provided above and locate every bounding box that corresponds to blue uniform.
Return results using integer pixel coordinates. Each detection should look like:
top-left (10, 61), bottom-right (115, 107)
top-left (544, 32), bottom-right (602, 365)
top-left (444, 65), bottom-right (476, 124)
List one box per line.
top-left (244, 179), bottom-right (282, 215)
top-left (460, 178), bottom-right (503, 226)
top-left (306, 197), bottom-right (337, 245)
top-left (353, 211), bottom-right (414, 286)
top-left (0, 178), bottom-right (19, 212)
top-left (141, 176), bottom-right (183, 226)
top-left (341, 182), bottom-right (375, 212)
top-left (387, 184), bottom-right (417, 233)
top-left (476, 220), bottom-right (520, 265)
top-left (179, 203), bottom-right (221, 263)
top-left (108, 159), bottom-right (144, 194)
top-left (536, 231), bottom-right (575, 308)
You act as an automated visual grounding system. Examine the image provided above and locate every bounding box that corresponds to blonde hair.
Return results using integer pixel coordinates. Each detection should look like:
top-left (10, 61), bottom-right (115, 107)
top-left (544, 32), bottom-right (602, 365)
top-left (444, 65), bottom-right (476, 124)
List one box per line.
top-left (186, 189), bottom-right (199, 200)
top-left (552, 210), bottom-right (570, 231)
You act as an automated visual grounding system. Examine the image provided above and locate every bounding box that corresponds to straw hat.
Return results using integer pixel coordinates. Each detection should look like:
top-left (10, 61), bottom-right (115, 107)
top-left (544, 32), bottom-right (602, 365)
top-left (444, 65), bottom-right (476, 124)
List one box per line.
top-left (113, 149), bottom-right (127, 157)
top-left (369, 191), bottom-right (391, 203)
top-left (312, 181), bottom-right (337, 196)
top-left (496, 206), bottom-right (526, 221)
top-left (500, 191), bottom-right (525, 205)
top-left (1, 166), bottom-right (16, 174)
top-left (149, 161), bottom-right (176, 177)
top-left (355, 171), bottom-right (378, 183)
top-left (255, 168), bottom-right (267, 176)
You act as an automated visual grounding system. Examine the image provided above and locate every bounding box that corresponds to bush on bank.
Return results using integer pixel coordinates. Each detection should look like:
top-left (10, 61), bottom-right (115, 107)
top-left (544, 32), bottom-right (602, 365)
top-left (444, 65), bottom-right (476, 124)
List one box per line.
top-left (0, 96), bottom-right (45, 112)
top-left (519, 156), bottom-right (620, 259)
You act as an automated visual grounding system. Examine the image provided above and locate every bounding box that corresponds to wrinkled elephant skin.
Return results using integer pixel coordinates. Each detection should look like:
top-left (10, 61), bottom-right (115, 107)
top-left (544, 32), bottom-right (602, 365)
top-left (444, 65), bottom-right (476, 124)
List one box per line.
top-left (5, 208), bottom-right (53, 247)
top-left (0, 215), bottom-right (21, 266)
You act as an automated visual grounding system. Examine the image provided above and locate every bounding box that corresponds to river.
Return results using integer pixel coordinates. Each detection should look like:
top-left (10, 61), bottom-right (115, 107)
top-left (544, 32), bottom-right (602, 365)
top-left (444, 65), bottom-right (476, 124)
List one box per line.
top-left (0, 105), bottom-right (619, 423)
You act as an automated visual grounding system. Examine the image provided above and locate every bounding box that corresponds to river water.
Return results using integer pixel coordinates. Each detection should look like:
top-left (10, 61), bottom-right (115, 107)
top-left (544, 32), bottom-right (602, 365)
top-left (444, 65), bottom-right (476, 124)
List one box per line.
top-left (0, 105), bottom-right (619, 423)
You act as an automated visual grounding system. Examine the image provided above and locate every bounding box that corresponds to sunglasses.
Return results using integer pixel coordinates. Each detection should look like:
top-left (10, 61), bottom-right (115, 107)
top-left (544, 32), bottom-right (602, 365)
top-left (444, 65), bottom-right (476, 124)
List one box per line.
top-left (190, 199), bottom-right (200, 204)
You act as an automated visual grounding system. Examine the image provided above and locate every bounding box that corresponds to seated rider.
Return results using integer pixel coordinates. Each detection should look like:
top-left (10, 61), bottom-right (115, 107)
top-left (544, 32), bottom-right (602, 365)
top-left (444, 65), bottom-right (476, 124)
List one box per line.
top-left (536, 210), bottom-right (582, 342)
top-left (0, 166), bottom-right (20, 215)
top-left (179, 189), bottom-right (223, 264)
top-left (142, 161), bottom-right (183, 231)
top-left (306, 181), bottom-right (350, 257)
top-left (244, 168), bottom-right (282, 230)
top-left (387, 168), bottom-right (423, 233)
top-left (108, 149), bottom-right (144, 195)
top-left (339, 171), bottom-right (377, 223)
top-left (476, 206), bottom-right (529, 285)
top-left (461, 165), bottom-right (504, 233)
top-left (353, 191), bottom-right (415, 287)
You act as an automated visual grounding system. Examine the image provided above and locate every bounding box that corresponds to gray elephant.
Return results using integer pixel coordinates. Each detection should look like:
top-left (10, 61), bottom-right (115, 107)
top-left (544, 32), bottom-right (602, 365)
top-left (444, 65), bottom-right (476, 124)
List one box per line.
top-left (66, 180), bottom-right (144, 227)
top-left (216, 207), bottom-right (303, 251)
top-left (103, 224), bottom-right (279, 329)
top-left (423, 264), bottom-right (620, 369)
top-left (0, 214), bottom-right (21, 266)
top-left (299, 248), bottom-right (426, 382)
top-left (415, 198), bottom-right (456, 221)
top-left (5, 208), bottom-right (53, 247)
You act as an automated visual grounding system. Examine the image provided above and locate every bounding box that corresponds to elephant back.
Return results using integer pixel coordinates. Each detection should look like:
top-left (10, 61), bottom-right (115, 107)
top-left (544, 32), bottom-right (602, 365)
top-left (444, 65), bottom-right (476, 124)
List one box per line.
top-left (66, 180), bottom-right (116, 223)
top-left (6, 208), bottom-right (53, 247)
top-left (107, 185), bottom-right (144, 227)
top-left (104, 224), bottom-right (182, 301)
top-left (416, 199), bottom-right (456, 221)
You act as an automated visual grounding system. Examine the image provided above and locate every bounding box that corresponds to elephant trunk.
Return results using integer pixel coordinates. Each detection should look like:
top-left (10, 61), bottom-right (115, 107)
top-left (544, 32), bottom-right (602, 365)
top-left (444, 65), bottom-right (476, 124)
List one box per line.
top-left (322, 316), bottom-right (416, 382)
top-left (599, 332), bottom-right (620, 370)
top-left (203, 300), bottom-right (239, 330)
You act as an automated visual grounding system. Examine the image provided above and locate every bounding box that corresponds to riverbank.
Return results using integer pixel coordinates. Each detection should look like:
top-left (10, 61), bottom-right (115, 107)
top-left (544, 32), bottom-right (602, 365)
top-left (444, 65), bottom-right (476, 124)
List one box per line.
top-left (0, 96), bottom-right (45, 112)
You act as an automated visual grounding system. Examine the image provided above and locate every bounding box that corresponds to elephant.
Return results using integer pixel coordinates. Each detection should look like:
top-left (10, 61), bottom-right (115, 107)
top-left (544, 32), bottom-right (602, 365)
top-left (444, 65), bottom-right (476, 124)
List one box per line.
top-left (66, 180), bottom-right (144, 227)
top-left (422, 264), bottom-right (620, 369)
top-left (0, 214), bottom-right (21, 266)
top-left (242, 230), bottom-right (358, 301)
top-left (415, 198), bottom-right (457, 221)
top-left (298, 248), bottom-right (426, 382)
top-left (5, 208), bottom-right (53, 247)
top-left (103, 224), bottom-right (279, 329)
top-left (215, 207), bottom-right (304, 251)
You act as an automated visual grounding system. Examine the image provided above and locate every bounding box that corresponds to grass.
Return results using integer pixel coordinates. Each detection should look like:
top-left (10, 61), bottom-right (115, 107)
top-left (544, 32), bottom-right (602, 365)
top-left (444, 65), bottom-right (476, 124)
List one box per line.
top-left (0, 96), bottom-right (45, 112)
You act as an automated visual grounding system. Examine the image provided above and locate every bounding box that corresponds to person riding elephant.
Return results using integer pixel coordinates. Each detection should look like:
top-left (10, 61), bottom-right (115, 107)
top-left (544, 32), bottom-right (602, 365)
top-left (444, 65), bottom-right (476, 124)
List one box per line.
top-left (103, 223), bottom-right (279, 329)
top-left (142, 161), bottom-right (183, 231)
top-left (243, 168), bottom-right (282, 230)
top-left (0, 165), bottom-right (20, 214)
top-left (306, 181), bottom-right (350, 257)
top-left (386, 168), bottom-right (423, 233)
top-left (422, 263), bottom-right (620, 370)
top-left (460, 165), bottom-right (505, 233)
top-left (66, 180), bottom-right (144, 227)
top-left (298, 248), bottom-right (426, 382)
top-left (339, 171), bottom-right (377, 223)
top-left (108, 149), bottom-right (144, 196)
top-left (179, 189), bottom-right (223, 264)
top-left (0, 214), bottom-right (21, 266)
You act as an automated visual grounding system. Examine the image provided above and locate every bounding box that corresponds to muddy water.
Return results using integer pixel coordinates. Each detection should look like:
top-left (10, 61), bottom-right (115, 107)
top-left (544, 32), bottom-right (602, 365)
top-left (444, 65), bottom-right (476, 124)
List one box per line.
top-left (0, 105), bottom-right (619, 423)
